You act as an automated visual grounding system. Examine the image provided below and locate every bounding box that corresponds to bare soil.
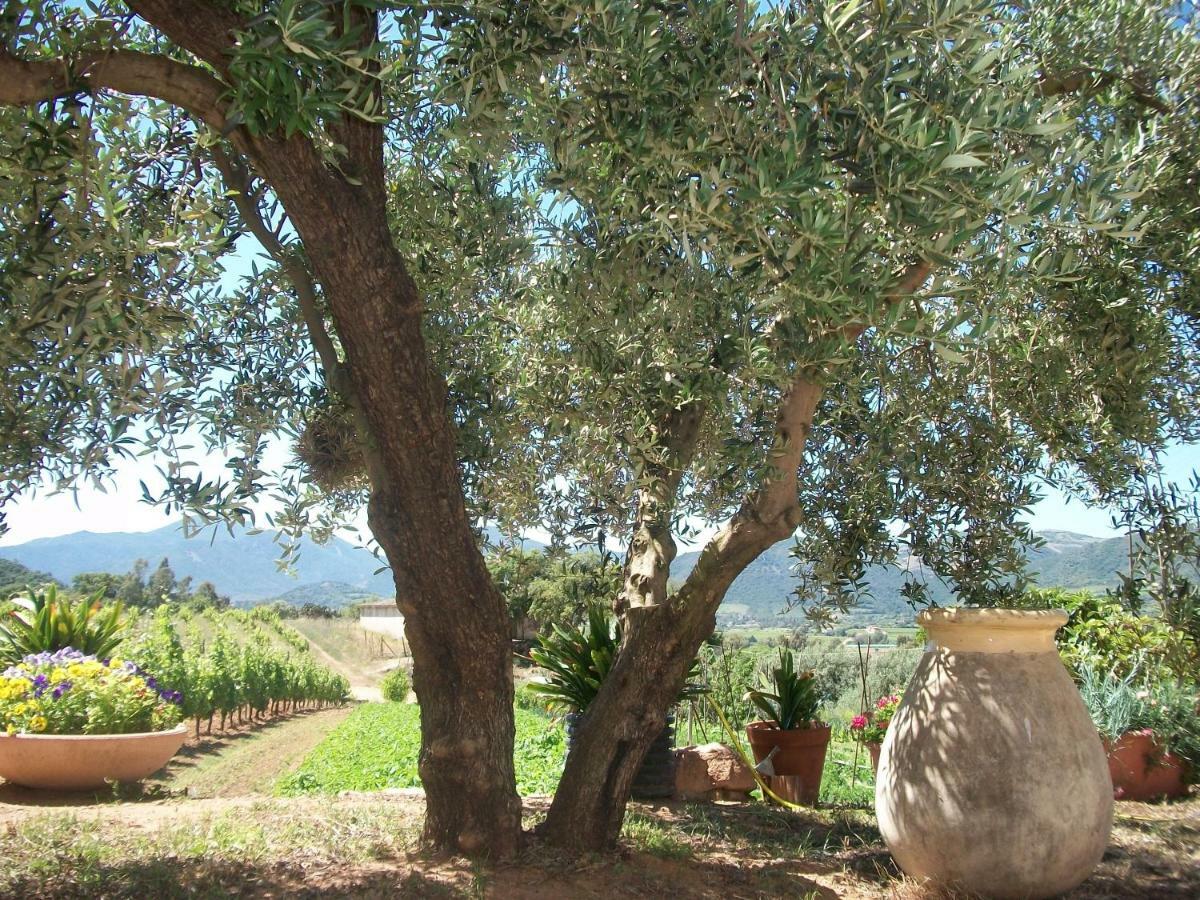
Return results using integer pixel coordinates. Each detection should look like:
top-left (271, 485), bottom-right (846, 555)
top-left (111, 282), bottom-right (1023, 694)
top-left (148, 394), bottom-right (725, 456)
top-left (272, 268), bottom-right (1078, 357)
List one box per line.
top-left (0, 789), bottom-right (1193, 898)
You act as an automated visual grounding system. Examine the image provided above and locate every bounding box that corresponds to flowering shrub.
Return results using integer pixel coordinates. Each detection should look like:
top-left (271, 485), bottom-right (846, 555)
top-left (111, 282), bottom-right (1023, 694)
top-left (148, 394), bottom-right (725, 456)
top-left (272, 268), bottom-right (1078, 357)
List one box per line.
top-left (850, 694), bottom-right (901, 745)
top-left (0, 648), bottom-right (183, 736)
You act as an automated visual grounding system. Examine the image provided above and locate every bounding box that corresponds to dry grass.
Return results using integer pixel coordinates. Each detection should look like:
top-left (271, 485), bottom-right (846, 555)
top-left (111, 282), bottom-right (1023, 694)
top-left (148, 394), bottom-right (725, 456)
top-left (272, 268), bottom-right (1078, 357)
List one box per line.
top-left (0, 793), bottom-right (1192, 898)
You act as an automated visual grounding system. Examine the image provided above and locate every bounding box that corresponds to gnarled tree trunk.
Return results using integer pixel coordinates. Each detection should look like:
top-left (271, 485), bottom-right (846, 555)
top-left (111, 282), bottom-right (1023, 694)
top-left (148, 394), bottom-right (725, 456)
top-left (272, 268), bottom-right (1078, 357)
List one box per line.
top-left (542, 383), bottom-right (822, 851)
top-left (260, 136), bottom-right (522, 858)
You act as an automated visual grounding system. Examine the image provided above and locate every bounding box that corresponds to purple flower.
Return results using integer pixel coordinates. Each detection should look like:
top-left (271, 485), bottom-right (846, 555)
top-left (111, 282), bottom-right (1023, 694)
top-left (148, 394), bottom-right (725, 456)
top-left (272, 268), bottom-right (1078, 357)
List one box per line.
top-left (161, 690), bottom-right (183, 705)
top-left (144, 676), bottom-right (158, 690)
top-left (52, 681), bottom-right (71, 700)
top-left (21, 648), bottom-right (87, 667)
top-left (31, 674), bottom-right (49, 697)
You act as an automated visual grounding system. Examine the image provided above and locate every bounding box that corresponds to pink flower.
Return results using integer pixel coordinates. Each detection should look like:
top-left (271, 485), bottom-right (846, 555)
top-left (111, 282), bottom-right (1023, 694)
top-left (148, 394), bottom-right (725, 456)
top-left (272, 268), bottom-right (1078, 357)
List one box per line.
top-left (876, 695), bottom-right (899, 709)
top-left (851, 715), bottom-right (868, 731)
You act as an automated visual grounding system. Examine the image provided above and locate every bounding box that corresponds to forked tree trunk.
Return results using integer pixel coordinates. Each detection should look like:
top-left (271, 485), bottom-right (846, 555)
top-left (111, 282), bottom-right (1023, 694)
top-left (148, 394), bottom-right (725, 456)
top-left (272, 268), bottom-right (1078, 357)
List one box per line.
top-left (542, 383), bottom-right (822, 851)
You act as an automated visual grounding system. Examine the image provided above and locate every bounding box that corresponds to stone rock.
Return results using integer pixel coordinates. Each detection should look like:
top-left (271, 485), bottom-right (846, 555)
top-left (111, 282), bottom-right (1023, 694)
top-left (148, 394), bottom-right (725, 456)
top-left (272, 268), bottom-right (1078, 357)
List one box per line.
top-left (674, 743), bottom-right (756, 801)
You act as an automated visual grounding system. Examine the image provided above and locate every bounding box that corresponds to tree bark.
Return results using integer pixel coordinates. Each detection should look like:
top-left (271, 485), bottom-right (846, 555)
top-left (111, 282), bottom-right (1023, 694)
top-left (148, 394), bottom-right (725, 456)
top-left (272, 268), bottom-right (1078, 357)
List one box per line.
top-left (254, 131), bottom-right (522, 859)
top-left (542, 382), bottom-right (823, 850)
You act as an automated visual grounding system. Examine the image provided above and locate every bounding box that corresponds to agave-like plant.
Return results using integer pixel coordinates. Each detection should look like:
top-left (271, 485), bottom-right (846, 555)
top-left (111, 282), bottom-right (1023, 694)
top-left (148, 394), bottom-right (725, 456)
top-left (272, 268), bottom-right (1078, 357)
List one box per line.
top-left (527, 604), bottom-right (705, 714)
top-left (0, 585), bottom-right (127, 665)
top-left (744, 649), bottom-right (821, 730)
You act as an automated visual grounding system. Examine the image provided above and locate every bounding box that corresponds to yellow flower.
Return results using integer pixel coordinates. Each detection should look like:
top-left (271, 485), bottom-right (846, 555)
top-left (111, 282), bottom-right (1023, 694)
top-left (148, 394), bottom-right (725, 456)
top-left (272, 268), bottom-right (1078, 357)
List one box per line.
top-left (5, 725), bottom-right (14, 736)
top-left (29, 716), bottom-right (47, 733)
top-left (11, 702), bottom-right (26, 716)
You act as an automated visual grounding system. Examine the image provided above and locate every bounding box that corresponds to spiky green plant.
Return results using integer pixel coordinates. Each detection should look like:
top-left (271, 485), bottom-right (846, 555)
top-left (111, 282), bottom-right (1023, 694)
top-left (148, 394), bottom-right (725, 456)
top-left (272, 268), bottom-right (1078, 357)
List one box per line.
top-left (527, 604), bottom-right (705, 714)
top-left (0, 585), bottom-right (127, 665)
top-left (744, 649), bottom-right (821, 730)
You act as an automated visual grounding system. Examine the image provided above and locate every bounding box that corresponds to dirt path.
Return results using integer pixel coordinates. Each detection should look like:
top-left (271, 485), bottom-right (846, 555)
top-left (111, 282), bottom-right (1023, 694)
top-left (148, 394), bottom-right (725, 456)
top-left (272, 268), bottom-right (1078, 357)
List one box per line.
top-left (303, 632), bottom-right (385, 702)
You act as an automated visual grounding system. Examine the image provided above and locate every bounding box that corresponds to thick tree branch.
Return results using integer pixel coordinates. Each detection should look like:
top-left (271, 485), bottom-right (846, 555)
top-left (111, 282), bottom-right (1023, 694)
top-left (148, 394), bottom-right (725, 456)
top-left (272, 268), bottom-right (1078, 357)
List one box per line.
top-left (124, 0), bottom-right (246, 77)
top-left (209, 146), bottom-right (351, 396)
top-left (620, 401), bottom-right (707, 611)
top-left (1038, 68), bottom-right (1171, 114)
top-left (0, 48), bottom-right (233, 131)
top-left (675, 259), bottom-right (933, 606)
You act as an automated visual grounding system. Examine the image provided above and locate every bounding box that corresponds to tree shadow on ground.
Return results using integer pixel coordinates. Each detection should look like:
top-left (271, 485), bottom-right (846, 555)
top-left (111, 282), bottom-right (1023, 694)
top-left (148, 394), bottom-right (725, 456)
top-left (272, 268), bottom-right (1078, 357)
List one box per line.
top-left (0, 858), bottom-right (462, 900)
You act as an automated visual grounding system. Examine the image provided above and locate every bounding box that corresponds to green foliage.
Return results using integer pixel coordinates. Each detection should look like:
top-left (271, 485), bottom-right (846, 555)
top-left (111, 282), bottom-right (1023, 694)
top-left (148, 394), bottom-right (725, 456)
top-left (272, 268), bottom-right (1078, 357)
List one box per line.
top-left (527, 604), bottom-right (704, 713)
top-left (526, 605), bottom-right (617, 713)
top-left (125, 607), bottom-right (350, 730)
top-left (745, 649), bottom-right (821, 731)
top-left (1024, 587), bottom-right (1196, 683)
top-left (488, 548), bottom-right (620, 630)
top-left (0, 649), bottom-right (183, 736)
top-left (0, 558), bottom-right (56, 599)
top-left (1077, 662), bottom-right (1200, 778)
top-left (278, 703), bottom-right (566, 796)
top-left (380, 667), bottom-right (409, 703)
top-left (0, 585), bottom-right (126, 665)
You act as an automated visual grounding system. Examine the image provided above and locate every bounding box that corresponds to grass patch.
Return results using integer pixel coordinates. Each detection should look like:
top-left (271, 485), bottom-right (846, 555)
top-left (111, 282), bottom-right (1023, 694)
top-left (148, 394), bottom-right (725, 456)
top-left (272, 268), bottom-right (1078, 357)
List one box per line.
top-left (621, 813), bottom-right (693, 859)
top-left (819, 738), bottom-right (875, 807)
top-left (0, 800), bottom-right (419, 898)
top-left (278, 703), bottom-right (566, 796)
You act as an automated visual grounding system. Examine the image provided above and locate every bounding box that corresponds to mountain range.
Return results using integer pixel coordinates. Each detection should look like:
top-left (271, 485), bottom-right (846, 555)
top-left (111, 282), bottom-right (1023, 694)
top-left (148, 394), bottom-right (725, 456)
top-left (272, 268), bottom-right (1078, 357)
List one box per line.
top-left (0, 525), bottom-right (1130, 621)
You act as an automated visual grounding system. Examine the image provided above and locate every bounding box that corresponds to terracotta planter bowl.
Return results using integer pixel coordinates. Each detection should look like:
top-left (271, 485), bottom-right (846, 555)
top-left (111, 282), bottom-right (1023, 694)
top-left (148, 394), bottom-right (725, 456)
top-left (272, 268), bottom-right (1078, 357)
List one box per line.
top-left (0, 725), bottom-right (188, 790)
top-left (1106, 730), bottom-right (1191, 802)
top-left (745, 721), bottom-right (831, 805)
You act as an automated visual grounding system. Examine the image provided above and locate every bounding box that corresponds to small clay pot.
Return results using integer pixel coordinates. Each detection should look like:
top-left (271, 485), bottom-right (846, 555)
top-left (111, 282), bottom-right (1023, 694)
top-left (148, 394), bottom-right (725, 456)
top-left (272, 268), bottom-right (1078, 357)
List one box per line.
top-left (1106, 730), bottom-right (1191, 802)
top-left (0, 725), bottom-right (187, 790)
top-left (866, 741), bottom-right (882, 775)
top-left (745, 720), bottom-right (831, 805)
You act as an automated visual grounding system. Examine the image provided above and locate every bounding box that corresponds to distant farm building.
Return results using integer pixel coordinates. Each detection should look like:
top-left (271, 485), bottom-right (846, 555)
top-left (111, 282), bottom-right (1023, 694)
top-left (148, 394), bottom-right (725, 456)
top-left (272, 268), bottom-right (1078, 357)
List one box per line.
top-left (358, 600), bottom-right (406, 641)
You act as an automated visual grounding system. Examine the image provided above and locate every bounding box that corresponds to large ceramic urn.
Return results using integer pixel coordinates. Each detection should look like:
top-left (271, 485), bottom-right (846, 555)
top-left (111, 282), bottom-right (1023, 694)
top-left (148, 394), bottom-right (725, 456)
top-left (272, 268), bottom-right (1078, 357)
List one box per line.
top-left (876, 608), bottom-right (1112, 899)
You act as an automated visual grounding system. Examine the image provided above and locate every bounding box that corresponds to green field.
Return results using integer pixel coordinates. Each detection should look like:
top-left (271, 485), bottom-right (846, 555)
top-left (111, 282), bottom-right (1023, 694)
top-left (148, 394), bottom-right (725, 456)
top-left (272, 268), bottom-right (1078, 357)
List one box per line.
top-left (278, 702), bottom-right (567, 796)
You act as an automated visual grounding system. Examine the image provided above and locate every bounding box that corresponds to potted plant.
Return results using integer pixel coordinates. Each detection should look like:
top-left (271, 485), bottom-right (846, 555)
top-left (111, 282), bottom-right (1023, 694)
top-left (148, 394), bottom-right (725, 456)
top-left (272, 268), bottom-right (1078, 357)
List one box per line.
top-left (743, 649), bottom-right (829, 805)
top-left (1078, 663), bottom-right (1197, 801)
top-left (0, 647), bottom-right (186, 790)
top-left (0, 585), bottom-right (126, 665)
top-left (849, 694), bottom-right (900, 774)
top-left (527, 604), bottom-right (705, 798)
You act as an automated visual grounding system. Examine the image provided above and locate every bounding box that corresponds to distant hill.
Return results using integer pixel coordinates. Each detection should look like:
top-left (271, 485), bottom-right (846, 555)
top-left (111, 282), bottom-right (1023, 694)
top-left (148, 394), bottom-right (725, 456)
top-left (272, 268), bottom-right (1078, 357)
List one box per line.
top-left (0, 524), bottom-right (1129, 618)
top-left (0, 557), bottom-right (59, 597)
top-left (674, 530), bottom-right (1130, 626)
top-left (258, 580), bottom-right (388, 609)
top-left (0, 525), bottom-right (394, 602)
top-left (0, 524), bottom-right (542, 605)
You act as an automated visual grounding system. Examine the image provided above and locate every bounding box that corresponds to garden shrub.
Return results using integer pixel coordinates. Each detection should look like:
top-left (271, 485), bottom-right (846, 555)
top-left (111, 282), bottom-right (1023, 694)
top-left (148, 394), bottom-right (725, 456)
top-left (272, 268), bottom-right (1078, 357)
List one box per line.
top-left (1024, 588), bottom-right (1196, 684)
top-left (381, 667), bottom-right (409, 702)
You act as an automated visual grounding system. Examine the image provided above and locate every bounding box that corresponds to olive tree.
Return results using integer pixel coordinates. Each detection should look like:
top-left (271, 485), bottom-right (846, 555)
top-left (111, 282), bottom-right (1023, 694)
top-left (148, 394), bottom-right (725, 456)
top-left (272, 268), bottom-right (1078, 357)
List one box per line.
top-left (0, 1), bottom-right (526, 856)
top-left (1, 0), bottom-right (1196, 859)
top-left (436, 0), bottom-right (1199, 847)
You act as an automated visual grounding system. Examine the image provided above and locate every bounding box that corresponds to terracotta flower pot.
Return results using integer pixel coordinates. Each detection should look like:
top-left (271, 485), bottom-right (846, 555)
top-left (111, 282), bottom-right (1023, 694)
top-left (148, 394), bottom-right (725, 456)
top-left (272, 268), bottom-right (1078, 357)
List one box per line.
top-left (876, 608), bottom-right (1112, 899)
top-left (0, 724), bottom-right (187, 790)
top-left (1106, 730), bottom-right (1191, 802)
top-left (745, 720), bottom-right (831, 805)
top-left (866, 741), bottom-right (882, 775)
